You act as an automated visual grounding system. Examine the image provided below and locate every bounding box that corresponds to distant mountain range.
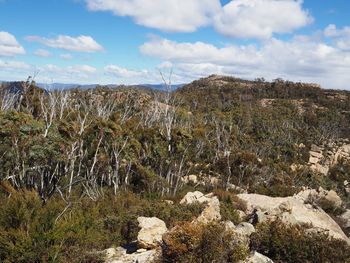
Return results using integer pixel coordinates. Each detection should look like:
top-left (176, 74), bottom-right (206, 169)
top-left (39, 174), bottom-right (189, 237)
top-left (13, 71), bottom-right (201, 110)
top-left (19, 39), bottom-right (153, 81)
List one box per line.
top-left (0, 81), bottom-right (185, 91)
top-left (139, 83), bottom-right (184, 91)
top-left (37, 82), bottom-right (184, 91)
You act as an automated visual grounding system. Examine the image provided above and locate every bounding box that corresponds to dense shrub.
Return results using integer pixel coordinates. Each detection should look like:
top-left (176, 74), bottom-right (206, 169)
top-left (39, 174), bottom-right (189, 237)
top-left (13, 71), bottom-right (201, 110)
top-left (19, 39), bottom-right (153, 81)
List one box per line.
top-left (162, 222), bottom-right (248, 263)
top-left (253, 173), bottom-right (299, 197)
top-left (316, 197), bottom-right (346, 216)
top-left (0, 189), bottom-right (204, 263)
top-left (213, 189), bottom-right (247, 224)
top-left (250, 220), bottom-right (350, 263)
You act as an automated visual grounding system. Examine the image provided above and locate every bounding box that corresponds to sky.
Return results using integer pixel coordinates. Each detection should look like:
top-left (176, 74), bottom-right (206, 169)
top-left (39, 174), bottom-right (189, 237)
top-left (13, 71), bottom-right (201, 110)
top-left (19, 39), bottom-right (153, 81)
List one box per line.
top-left (1, 0), bottom-right (350, 89)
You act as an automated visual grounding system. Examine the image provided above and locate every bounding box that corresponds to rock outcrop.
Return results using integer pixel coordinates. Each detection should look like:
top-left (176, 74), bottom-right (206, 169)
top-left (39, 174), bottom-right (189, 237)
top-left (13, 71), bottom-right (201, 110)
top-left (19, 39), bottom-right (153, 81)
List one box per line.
top-left (181, 174), bottom-right (247, 193)
top-left (241, 251), bottom-right (274, 263)
top-left (104, 216), bottom-right (167, 262)
top-left (180, 191), bottom-right (210, 204)
top-left (196, 195), bottom-right (221, 224)
top-left (180, 191), bottom-right (221, 224)
top-left (238, 192), bottom-right (349, 243)
top-left (233, 222), bottom-right (256, 247)
top-left (104, 190), bottom-right (349, 263)
top-left (340, 210), bottom-right (350, 229)
top-left (296, 187), bottom-right (343, 207)
top-left (104, 247), bottom-right (161, 263)
top-left (308, 141), bottom-right (350, 175)
top-left (137, 217), bottom-right (168, 249)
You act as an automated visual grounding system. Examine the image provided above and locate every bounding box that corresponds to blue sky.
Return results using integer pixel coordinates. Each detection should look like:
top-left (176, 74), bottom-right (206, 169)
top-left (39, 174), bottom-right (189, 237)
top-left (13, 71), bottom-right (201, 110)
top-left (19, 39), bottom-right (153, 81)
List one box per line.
top-left (1, 0), bottom-right (350, 89)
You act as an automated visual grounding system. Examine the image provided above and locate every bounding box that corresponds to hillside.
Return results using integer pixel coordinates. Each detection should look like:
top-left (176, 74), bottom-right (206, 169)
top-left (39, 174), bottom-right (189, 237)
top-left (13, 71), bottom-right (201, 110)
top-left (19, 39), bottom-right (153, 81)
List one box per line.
top-left (0, 76), bottom-right (350, 262)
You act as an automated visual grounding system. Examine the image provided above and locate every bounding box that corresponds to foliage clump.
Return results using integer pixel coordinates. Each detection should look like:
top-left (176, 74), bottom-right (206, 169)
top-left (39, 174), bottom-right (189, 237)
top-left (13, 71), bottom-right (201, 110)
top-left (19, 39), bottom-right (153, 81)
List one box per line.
top-left (0, 189), bottom-right (203, 263)
top-left (162, 222), bottom-right (249, 263)
top-left (250, 220), bottom-right (350, 263)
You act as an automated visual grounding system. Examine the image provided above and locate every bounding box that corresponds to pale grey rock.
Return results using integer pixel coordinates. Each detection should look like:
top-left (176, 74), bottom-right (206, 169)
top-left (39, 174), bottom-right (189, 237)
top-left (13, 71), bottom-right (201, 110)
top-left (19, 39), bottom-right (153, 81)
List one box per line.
top-left (180, 191), bottom-right (209, 205)
top-left (222, 220), bottom-right (236, 233)
top-left (324, 190), bottom-right (342, 207)
top-left (340, 210), bottom-right (350, 229)
top-left (104, 247), bottom-right (161, 263)
top-left (181, 191), bottom-right (221, 224)
top-left (296, 187), bottom-right (342, 208)
top-left (241, 251), bottom-right (274, 263)
top-left (235, 222), bottom-right (255, 237)
top-left (233, 222), bottom-right (256, 246)
top-left (137, 217), bottom-right (167, 249)
top-left (308, 142), bottom-right (350, 175)
top-left (237, 210), bottom-right (247, 221)
top-left (238, 193), bottom-right (349, 243)
top-left (196, 196), bottom-right (221, 224)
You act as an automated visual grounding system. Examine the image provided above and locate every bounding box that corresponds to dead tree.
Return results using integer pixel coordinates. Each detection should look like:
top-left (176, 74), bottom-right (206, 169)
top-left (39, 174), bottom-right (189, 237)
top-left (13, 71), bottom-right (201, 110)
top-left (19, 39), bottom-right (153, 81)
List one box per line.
top-left (160, 70), bottom-right (176, 154)
top-left (40, 92), bottom-right (57, 137)
top-left (110, 137), bottom-right (128, 195)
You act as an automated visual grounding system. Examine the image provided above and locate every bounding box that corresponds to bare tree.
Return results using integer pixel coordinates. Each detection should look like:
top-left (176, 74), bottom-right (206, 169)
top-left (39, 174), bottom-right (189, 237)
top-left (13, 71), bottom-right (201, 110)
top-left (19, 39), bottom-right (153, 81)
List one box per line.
top-left (40, 91), bottom-right (58, 137)
top-left (160, 70), bottom-right (176, 153)
top-left (95, 93), bottom-right (116, 120)
top-left (0, 91), bottom-right (18, 111)
top-left (110, 137), bottom-right (128, 195)
top-left (141, 94), bottom-right (162, 127)
top-left (56, 89), bottom-right (71, 120)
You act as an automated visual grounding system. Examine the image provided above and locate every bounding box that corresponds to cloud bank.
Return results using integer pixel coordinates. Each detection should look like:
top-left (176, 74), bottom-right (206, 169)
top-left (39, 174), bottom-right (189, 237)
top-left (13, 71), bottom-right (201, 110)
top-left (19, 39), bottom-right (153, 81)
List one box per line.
top-left (85, 0), bottom-right (311, 39)
top-left (0, 31), bottom-right (25, 56)
top-left (140, 31), bottom-right (350, 89)
top-left (26, 35), bottom-right (104, 53)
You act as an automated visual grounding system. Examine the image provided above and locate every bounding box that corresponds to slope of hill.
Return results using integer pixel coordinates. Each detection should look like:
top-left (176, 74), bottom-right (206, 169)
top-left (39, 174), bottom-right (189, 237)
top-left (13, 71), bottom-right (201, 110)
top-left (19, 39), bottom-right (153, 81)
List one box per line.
top-left (0, 75), bottom-right (350, 262)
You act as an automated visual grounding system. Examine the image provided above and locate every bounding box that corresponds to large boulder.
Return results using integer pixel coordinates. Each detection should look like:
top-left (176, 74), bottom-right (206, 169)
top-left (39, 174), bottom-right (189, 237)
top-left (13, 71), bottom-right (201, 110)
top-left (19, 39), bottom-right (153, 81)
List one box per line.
top-left (238, 193), bottom-right (350, 243)
top-left (233, 222), bottom-right (256, 246)
top-left (137, 217), bottom-right (168, 249)
top-left (196, 196), bottom-right (221, 224)
top-left (180, 191), bottom-right (210, 204)
top-left (323, 190), bottom-right (342, 207)
top-left (308, 142), bottom-right (350, 175)
top-left (235, 222), bottom-right (256, 237)
top-left (240, 251), bottom-right (274, 263)
top-left (296, 187), bottom-right (342, 207)
top-left (104, 247), bottom-right (161, 263)
top-left (222, 220), bottom-right (236, 233)
top-left (182, 174), bottom-right (199, 185)
top-left (340, 210), bottom-right (350, 229)
top-left (181, 191), bottom-right (221, 224)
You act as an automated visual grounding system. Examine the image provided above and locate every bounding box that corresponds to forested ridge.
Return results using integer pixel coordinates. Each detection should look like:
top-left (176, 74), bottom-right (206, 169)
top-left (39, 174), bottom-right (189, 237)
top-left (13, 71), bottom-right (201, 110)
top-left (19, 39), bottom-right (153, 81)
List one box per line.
top-left (1, 75), bottom-right (350, 262)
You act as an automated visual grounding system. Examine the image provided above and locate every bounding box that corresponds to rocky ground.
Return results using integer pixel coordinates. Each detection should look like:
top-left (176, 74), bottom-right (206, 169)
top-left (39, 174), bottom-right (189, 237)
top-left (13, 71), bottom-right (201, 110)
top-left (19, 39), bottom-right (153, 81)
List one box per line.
top-left (102, 188), bottom-right (350, 263)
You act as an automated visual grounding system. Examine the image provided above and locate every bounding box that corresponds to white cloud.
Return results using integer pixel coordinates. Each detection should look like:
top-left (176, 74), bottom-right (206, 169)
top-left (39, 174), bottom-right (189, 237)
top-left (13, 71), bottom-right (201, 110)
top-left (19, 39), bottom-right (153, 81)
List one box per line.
top-left (85, 0), bottom-right (221, 32)
top-left (214, 0), bottom-right (312, 39)
top-left (60, 53), bottom-right (73, 60)
top-left (68, 65), bottom-right (97, 74)
top-left (32, 64), bottom-right (98, 84)
top-left (85, 0), bottom-right (311, 38)
top-left (41, 64), bottom-right (97, 75)
top-left (140, 35), bottom-right (350, 89)
top-left (105, 64), bottom-right (149, 78)
top-left (26, 35), bottom-right (104, 53)
top-left (0, 31), bottom-right (25, 56)
top-left (324, 24), bottom-right (350, 51)
top-left (0, 59), bottom-right (102, 84)
top-left (140, 38), bottom-right (261, 66)
top-left (34, 49), bottom-right (52, 58)
top-left (0, 60), bottom-right (34, 82)
top-left (157, 61), bottom-right (173, 70)
top-left (0, 59), bottom-right (31, 70)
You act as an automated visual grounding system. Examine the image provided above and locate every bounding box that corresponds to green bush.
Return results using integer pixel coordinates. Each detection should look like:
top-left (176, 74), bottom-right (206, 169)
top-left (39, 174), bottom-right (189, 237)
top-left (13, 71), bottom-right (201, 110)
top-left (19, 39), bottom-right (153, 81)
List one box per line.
top-left (162, 222), bottom-right (248, 263)
top-left (213, 189), bottom-right (246, 224)
top-left (250, 220), bottom-right (350, 263)
top-left (0, 189), bottom-right (206, 263)
top-left (316, 197), bottom-right (346, 216)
